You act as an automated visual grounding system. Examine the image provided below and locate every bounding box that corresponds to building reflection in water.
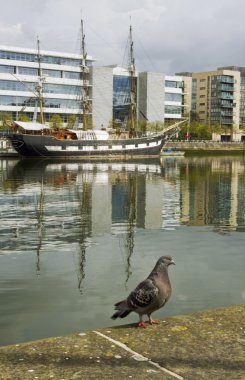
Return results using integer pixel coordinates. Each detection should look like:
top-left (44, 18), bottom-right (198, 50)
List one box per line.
top-left (0, 159), bottom-right (166, 287)
top-left (179, 156), bottom-right (245, 232)
top-left (0, 156), bottom-right (245, 289)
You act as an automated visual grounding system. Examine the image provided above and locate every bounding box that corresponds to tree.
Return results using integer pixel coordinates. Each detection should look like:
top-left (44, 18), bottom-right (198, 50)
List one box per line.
top-left (108, 119), bottom-right (121, 130)
top-left (37, 114), bottom-right (46, 124)
top-left (67, 115), bottom-right (77, 129)
top-left (178, 120), bottom-right (213, 140)
top-left (18, 114), bottom-right (30, 122)
top-left (137, 120), bottom-right (147, 134)
top-left (50, 114), bottom-right (63, 129)
top-left (0, 112), bottom-right (13, 130)
top-left (240, 124), bottom-right (245, 132)
top-left (146, 121), bottom-right (165, 133)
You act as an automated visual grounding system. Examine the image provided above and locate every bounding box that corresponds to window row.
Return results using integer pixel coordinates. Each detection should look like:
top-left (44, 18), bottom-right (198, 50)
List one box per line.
top-left (0, 50), bottom-right (91, 67)
top-left (0, 95), bottom-right (81, 110)
top-left (10, 112), bottom-right (83, 124)
top-left (0, 80), bottom-right (83, 95)
top-left (0, 65), bottom-right (81, 79)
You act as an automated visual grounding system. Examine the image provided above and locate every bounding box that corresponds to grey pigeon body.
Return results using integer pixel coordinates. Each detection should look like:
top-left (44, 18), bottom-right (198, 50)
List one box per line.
top-left (111, 255), bottom-right (175, 327)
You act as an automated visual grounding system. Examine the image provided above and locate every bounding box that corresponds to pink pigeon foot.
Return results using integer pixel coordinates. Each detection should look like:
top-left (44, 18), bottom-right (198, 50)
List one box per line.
top-left (149, 319), bottom-right (159, 325)
top-left (138, 321), bottom-right (148, 328)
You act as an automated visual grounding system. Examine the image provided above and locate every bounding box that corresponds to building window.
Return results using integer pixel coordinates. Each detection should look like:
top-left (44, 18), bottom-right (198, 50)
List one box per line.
top-left (165, 106), bottom-right (182, 114)
top-left (0, 65), bottom-right (15, 74)
top-left (165, 93), bottom-right (182, 102)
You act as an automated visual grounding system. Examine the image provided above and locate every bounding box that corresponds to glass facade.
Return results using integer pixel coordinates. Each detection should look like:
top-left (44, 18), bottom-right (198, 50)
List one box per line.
top-left (113, 75), bottom-right (131, 123)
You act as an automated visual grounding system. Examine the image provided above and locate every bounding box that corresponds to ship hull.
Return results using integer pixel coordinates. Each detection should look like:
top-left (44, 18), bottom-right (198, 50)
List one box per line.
top-left (7, 133), bottom-right (165, 159)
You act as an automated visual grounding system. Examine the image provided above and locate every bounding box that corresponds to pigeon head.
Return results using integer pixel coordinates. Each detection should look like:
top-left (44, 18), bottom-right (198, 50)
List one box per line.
top-left (156, 255), bottom-right (175, 268)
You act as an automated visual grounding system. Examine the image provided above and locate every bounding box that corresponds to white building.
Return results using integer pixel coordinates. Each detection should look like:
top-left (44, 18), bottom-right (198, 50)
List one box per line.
top-left (164, 75), bottom-right (183, 120)
top-left (0, 44), bottom-right (94, 125)
top-left (0, 45), bottom-right (185, 128)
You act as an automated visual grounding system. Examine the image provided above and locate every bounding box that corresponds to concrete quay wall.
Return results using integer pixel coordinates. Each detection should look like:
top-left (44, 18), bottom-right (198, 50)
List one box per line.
top-left (0, 305), bottom-right (244, 379)
top-left (165, 141), bottom-right (245, 155)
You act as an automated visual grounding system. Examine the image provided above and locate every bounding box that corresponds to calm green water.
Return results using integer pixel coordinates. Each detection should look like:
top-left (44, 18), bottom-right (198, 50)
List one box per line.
top-left (0, 156), bottom-right (244, 346)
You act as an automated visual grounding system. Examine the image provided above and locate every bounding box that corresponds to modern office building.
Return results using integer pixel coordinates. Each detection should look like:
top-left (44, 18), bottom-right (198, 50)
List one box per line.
top-left (138, 71), bottom-right (165, 123)
top-left (0, 44), bottom-right (94, 125)
top-left (179, 68), bottom-right (245, 141)
top-left (179, 69), bottom-right (245, 130)
top-left (164, 75), bottom-right (184, 121)
top-left (94, 65), bottom-right (185, 128)
top-left (138, 73), bottom-right (184, 123)
top-left (191, 69), bottom-right (240, 129)
top-left (90, 66), bottom-right (113, 129)
top-left (0, 45), bottom-right (186, 129)
top-left (176, 72), bottom-right (193, 117)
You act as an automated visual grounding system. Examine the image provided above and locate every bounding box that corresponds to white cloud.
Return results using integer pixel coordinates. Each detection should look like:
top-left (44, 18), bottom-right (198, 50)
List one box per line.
top-left (0, 22), bottom-right (25, 44)
top-left (0, 0), bottom-right (245, 74)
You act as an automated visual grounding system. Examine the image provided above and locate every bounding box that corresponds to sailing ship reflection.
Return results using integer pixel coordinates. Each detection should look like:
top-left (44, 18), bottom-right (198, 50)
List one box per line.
top-left (125, 175), bottom-right (136, 284)
top-left (2, 156), bottom-right (245, 293)
top-left (75, 181), bottom-right (92, 293)
top-left (6, 159), bottom-right (164, 288)
top-left (34, 180), bottom-right (45, 275)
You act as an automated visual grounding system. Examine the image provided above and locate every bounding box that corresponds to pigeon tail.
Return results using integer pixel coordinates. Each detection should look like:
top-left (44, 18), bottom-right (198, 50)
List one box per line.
top-left (111, 300), bottom-right (131, 320)
top-left (111, 309), bottom-right (131, 320)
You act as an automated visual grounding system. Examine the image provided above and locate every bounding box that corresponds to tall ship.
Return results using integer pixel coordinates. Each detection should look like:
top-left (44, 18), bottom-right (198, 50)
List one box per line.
top-left (7, 21), bottom-right (184, 159)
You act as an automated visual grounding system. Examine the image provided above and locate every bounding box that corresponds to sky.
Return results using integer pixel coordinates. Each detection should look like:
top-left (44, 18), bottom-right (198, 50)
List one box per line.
top-left (0, 0), bottom-right (245, 75)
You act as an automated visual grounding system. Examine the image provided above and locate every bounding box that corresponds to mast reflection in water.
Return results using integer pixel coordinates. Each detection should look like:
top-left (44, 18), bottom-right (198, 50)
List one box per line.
top-left (0, 156), bottom-right (244, 346)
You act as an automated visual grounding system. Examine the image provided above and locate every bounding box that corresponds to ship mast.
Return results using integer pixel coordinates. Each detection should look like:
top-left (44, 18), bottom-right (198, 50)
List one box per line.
top-left (80, 19), bottom-right (90, 131)
top-left (128, 24), bottom-right (137, 135)
top-left (36, 38), bottom-right (44, 124)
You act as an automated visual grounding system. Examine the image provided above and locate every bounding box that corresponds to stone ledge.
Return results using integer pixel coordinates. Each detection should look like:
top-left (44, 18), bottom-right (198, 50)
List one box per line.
top-left (0, 305), bottom-right (244, 379)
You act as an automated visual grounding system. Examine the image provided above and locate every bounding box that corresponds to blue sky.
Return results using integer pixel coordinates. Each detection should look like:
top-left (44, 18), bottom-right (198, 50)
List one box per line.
top-left (0, 0), bottom-right (244, 74)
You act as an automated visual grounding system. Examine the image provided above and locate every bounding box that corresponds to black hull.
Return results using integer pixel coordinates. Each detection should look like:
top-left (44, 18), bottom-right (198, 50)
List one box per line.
top-left (7, 133), bottom-right (165, 159)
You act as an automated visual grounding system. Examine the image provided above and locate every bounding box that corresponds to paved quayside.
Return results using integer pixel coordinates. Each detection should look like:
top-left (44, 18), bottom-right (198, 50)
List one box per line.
top-left (0, 305), bottom-right (244, 379)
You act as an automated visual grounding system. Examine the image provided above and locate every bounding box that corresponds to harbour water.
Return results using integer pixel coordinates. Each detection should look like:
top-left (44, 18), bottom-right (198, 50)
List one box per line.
top-left (0, 156), bottom-right (244, 346)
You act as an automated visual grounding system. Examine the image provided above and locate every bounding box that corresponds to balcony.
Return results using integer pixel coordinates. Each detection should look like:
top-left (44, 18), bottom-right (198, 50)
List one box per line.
top-left (217, 85), bottom-right (234, 92)
top-left (219, 76), bottom-right (235, 84)
top-left (221, 111), bottom-right (234, 117)
top-left (220, 118), bottom-right (233, 125)
top-left (219, 93), bottom-right (234, 100)
top-left (220, 100), bottom-right (235, 108)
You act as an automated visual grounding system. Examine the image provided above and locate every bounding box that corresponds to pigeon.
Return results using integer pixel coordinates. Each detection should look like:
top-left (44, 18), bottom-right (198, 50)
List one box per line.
top-left (111, 255), bottom-right (175, 328)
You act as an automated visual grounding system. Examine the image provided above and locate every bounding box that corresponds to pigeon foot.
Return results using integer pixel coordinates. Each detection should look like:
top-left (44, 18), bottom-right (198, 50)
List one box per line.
top-left (149, 319), bottom-right (159, 325)
top-left (138, 321), bottom-right (148, 328)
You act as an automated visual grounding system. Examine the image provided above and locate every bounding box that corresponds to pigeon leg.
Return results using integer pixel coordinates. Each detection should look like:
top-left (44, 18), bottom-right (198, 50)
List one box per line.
top-left (138, 316), bottom-right (147, 328)
top-left (148, 315), bottom-right (159, 325)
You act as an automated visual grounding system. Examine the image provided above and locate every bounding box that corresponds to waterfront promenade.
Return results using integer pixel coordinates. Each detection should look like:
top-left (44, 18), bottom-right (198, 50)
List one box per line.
top-left (165, 141), bottom-right (245, 155)
top-left (0, 305), bottom-right (244, 379)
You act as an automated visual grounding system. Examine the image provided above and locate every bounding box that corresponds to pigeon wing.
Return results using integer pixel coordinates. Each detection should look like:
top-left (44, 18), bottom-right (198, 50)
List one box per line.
top-left (127, 278), bottom-right (158, 310)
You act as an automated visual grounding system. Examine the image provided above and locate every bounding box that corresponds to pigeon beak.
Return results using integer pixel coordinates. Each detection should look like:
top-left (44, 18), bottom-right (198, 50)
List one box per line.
top-left (170, 260), bottom-right (175, 265)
